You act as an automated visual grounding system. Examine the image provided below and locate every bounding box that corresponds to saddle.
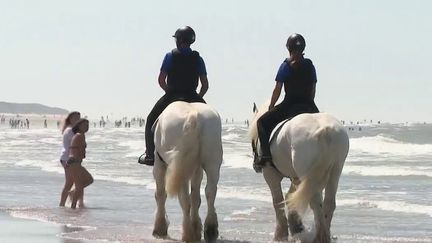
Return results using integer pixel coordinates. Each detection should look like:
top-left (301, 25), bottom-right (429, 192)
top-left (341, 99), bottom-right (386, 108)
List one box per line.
top-left (270, 119), bottom-right (291, 143)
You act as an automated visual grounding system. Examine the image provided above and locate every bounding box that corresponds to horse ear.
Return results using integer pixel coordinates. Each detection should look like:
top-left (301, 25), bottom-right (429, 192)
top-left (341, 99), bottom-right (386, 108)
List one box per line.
top-left (253, 103), bottom-right (258, 113)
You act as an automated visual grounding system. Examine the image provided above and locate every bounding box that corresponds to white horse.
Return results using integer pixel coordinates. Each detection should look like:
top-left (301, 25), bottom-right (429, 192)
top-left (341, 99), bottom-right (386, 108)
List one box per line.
top-left (152, 101), bottom-right (223, 242)
top-left (249, 103), bottom-right (349, 243)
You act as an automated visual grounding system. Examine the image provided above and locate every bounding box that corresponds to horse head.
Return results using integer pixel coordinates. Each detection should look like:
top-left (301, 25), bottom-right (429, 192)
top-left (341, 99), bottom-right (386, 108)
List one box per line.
top-left (248, 102), bottom-right (270, 161)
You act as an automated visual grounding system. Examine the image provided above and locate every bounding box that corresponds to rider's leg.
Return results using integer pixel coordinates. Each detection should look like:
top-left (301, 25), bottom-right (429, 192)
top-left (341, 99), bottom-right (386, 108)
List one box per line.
top-left (141, 94), bottom-right (173, 165)
top-left (255, 102), bottom-right (316, 172)
top-left (256, 105), bottom-right (286, 166)
top-left (184, 92), bottom-right (206, 103)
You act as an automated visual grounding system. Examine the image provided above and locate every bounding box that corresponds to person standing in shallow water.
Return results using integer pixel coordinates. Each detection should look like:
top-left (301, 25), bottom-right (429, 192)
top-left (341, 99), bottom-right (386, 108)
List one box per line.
top-left (59, 111), bottom-right (81, 207)
top-left (68, 118), bottom-right (93, 209)
top-left (254, 33), bottom-right (320, 173)
top-left (139, 26), bottom-right (209, 166)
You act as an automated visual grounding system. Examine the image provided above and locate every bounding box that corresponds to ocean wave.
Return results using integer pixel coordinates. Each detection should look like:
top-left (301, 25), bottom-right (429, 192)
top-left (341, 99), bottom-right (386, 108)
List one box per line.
top-left (350, 135), bottom-right (432, 156)
top-left (217, 187), bottom-right (271, 203)
top-left (1, 139), bottom-right (34, 146)
top-left (12, 159), bottom-right (153, 188)
top-left (343, 165), bottom-right (432, 177)
top-left (222, 133), bottom-right (241, 141)
top-left (15, 159), bottom-right (64, 174)
top-left (222, 153), bottom-right (254, 170)
top-left (93, 174), bottom-right (152, 186)
top-left (117, 140), bottom-right (144, 158)
top-left (37, 137), bottom-right (61, 145)
top-left (4, 207), bottom-right (97, 234)
top-left (117, 140), bottom-right (144, 151)
top-left (223, 207), bottom-right (257, 221)
top-left (338, 199), bottom-right (432, 217)
top-left (338, 234), bottom-right (432, 242)
top-left (225, 127), bottom-right (237, 132)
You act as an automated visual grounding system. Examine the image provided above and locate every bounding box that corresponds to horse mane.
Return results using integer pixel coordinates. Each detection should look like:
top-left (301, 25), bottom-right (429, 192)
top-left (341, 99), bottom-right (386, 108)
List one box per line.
top-left (248, 101), bottom-right (271, 141)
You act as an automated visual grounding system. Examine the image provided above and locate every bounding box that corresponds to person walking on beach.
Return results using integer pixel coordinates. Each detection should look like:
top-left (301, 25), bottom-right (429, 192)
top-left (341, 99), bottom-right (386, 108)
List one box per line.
top-left (139, 26), bottom-right (209, 165)
top-left (59, 111), bottom-right (81, 207)
top-left (68, 118), bottom-right (93, 209)
top-left (254, 33), bottom-right (319, 173)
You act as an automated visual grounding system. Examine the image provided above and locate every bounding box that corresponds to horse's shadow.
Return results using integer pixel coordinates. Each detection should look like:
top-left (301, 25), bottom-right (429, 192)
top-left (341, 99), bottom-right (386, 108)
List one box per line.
top-left (152, 236), bottom-right (252, 243)
top-left (163, 238), bottom-right (250, 243)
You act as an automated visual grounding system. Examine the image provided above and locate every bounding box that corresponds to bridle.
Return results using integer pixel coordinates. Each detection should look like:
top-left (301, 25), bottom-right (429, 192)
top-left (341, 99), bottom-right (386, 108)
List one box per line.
top-left (251, 138), bottom-right (259, 163)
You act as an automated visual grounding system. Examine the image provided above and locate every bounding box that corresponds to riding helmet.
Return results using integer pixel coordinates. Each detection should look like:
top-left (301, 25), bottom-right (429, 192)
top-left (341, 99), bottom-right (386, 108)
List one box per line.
top-left (286, 33), bottom-right (306, 52)
top-left (172, 26), bottom-right (196, 45)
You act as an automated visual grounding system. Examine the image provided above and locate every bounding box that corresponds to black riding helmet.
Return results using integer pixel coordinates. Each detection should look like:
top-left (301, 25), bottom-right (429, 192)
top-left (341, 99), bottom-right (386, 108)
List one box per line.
top-left (286, 33), bottom-right (306, 52)
top-left (172, 26), bottom-right (196, 45)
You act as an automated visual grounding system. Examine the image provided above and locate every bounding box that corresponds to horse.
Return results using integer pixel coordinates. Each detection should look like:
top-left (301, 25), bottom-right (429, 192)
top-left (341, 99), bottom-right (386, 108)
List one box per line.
top-left (151, 101), bottom-right (223, 242)
top-left (249, 103), bottom-right (349, 243)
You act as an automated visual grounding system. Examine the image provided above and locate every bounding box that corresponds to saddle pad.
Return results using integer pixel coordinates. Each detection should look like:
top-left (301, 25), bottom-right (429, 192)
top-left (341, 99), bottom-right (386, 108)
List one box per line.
top-left (269, 119), bottom-right (290, 143)
top-left (151, 118), bottom-right (159, 133)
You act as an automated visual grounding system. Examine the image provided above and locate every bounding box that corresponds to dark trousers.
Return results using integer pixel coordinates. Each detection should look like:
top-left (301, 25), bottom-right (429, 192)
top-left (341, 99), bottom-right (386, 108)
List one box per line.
top-left (257, 100), bottom-right (319, 157)
top-left (145, 91), bottom-right (206, 156)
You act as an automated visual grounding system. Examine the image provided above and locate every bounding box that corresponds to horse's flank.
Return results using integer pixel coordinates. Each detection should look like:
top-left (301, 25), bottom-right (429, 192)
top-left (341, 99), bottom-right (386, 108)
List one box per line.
top-left (163, 107), bottom-right (200, 196)
top-left (285, 114), bottom-right (349, 213)
top-left (154, 101), bottom-right (222, 197)
top-left (152, 101), bottom-right (223, 241)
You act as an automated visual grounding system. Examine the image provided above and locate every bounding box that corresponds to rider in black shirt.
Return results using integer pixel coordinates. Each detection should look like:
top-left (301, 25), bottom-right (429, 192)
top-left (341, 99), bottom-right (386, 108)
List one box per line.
top-left (254, 33), bottom-right (319, 173)
top-left (139, 26), bottom-right (208, 166)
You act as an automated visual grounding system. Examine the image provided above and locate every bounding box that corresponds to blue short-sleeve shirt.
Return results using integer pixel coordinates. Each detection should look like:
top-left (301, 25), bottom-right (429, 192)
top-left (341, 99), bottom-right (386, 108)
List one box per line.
top-left (275, 61), bottom-right (290, 83)
top-left (275, 59), bottom-right (317, 83)
top-left (160, 47), bottom-right (207, 75)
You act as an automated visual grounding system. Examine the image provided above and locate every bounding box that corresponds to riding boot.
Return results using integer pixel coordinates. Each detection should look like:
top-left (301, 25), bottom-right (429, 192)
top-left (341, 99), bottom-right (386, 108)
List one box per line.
top-left (138, 151), bottom-right (154, 166)
top-left (139, 117), bottom-right (156, 166)
top-left (255, 119), bottom-right (273, 173)
top-left (140, 130), bottom-right (155, 166)
top-left (140, 94), bottom-right (173, 166)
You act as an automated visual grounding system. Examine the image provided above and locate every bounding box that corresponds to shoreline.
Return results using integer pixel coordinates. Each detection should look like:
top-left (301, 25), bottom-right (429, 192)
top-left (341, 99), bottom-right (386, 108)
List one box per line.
top-left (0, 211), bottom-right (63, 243)
top-left (0, 211), bottom-right (91, 243)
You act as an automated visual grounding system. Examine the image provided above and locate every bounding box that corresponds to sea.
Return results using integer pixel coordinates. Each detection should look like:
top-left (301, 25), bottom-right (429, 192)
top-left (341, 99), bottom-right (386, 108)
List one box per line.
top-left (0, 119), bottom-right (431, 242)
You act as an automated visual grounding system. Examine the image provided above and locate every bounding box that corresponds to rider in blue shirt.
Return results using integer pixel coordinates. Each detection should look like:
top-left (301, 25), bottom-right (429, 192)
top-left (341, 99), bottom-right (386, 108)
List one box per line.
top-left (139, 26), bottom-right (208, 166)
top-left (254, 33), bottom-right (319, 173)
top-left (160, 49), bottom-right (207, 75)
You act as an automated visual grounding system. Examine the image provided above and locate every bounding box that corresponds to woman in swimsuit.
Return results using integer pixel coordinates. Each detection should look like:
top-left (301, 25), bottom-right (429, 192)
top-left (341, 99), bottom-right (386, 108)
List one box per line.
top-left (68, 118), bottom-right (93, 209)
top-left (59, 111), bottom-right (80, 207)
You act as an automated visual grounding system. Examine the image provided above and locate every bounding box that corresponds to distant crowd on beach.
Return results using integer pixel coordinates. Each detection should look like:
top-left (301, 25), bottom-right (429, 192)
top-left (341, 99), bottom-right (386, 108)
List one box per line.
top-left (0, 113), bottom-right (149, 130)
top-left (1, 114), bottom-right (31, 129)
top-left (342, 119), bottom-right (381, 132)
top-left (1, 113), bottom-right (426, 132)
top-left (113, 117), bottom-right (145, 128)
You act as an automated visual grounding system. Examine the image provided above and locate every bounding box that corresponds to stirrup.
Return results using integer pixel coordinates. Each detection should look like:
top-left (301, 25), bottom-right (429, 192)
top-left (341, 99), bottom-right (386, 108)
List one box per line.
top-left (138, 153), bottom-right (154, 166)
top-left (253, 162), bottom-right (263, 173)
top-left (258, 155), bottom-right (272, 164)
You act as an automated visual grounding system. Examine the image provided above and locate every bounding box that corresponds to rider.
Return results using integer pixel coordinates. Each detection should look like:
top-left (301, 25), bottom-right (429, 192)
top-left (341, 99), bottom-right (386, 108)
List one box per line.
top-left (139, 26), bottom-right (208, 166)
top-left (254, 33), bottom-right (319, 173)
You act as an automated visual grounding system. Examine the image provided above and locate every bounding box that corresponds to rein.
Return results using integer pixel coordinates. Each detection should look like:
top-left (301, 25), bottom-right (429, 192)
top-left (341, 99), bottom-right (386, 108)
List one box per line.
top-left (251, 138), bottom-right (261, 165)
top-left (156, 152), bottom-right (166, 164)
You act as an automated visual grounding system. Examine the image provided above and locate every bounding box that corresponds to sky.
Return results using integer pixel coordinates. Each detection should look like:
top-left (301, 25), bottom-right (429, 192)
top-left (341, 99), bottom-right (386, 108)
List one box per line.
top-left (1, 0), bottom-right (431, 122)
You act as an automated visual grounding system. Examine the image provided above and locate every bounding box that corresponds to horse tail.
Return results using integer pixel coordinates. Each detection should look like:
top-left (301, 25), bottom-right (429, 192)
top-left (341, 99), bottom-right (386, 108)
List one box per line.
top-left (165, 110), bottom-right (200, 197)
top-left (287, 126), bottom-right (334, 214)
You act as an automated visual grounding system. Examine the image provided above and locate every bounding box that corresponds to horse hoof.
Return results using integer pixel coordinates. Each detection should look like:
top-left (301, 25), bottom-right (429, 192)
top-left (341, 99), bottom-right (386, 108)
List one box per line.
top-left (191, 220), bottom-right (202, 241)
top-left (274, 225), bottom-right (289, 241)
top-left (152, 229), bottom-right (168, 239)
top-left (273, 234), bottom-right (289, 242)
top-left (204, 224), bottom-right (219, 242)
top-left (289, 223), bottom-right (304, 235)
